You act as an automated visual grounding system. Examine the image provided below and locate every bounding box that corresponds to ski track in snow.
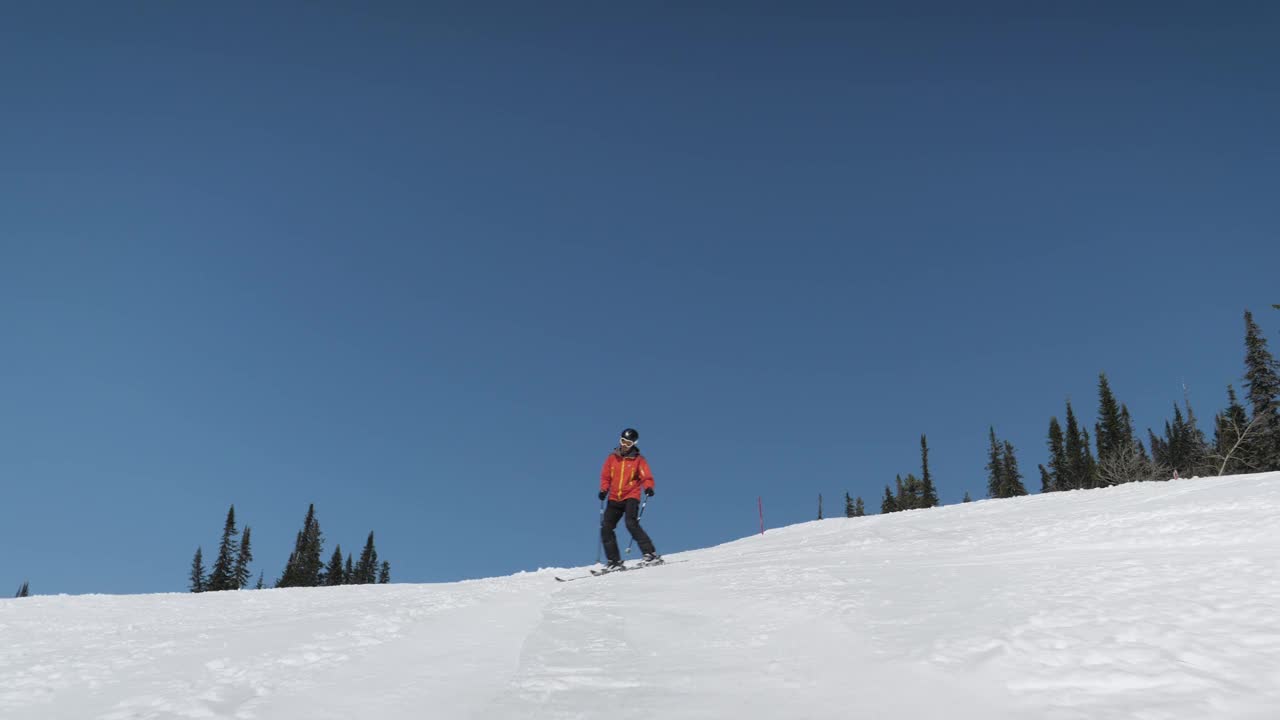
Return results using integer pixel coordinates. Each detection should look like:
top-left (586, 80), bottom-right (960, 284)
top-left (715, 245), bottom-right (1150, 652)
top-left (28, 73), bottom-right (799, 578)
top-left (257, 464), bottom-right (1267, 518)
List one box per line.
top-left (2, 473), bottom-right (1279, 719)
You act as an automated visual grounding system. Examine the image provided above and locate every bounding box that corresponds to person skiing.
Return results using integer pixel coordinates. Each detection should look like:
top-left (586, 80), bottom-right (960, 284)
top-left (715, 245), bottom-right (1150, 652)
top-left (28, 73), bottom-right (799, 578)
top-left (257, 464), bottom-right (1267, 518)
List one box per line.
top-left (598, 428), bottom-right (661, 570)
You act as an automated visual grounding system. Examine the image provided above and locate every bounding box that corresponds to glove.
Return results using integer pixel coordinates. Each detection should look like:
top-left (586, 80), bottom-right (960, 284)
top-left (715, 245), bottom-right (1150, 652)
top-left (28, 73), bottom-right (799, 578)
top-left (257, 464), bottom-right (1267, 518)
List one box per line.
top-left (645, 488), bottom-right (655, 497)
top-left (598, 490), bottom-right (607, 501)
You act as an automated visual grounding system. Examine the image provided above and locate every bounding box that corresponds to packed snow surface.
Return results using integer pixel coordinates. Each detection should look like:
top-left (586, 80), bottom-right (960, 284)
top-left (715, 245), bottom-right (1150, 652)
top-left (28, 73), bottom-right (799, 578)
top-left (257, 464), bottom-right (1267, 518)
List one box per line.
top-left (3, 473), bottom-right (1280, 719)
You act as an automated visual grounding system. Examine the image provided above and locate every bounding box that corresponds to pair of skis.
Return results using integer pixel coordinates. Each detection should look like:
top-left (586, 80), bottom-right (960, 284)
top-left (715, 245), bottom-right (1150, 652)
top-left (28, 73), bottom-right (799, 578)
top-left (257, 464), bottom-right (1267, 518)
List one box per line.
top-left (555, 559), bottom-right (683, 582)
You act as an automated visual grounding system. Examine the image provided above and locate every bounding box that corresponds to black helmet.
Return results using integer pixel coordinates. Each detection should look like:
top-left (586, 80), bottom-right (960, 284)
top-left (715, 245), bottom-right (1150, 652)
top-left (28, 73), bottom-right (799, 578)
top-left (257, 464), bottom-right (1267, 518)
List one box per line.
top-left (620, 428), bottom-right (639, 442)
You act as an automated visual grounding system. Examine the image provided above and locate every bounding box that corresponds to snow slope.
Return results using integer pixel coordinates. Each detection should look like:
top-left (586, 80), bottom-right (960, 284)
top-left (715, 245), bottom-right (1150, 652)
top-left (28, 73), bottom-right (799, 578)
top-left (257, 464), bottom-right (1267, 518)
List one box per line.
top-left (3, 473), bottom-right (1279, 720)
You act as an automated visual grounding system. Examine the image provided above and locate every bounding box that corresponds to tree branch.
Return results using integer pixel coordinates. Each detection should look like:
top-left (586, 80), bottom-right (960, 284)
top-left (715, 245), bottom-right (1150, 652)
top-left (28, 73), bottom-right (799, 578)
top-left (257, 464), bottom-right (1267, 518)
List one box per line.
top-left (1211, 414), bottom-right (1264, 476)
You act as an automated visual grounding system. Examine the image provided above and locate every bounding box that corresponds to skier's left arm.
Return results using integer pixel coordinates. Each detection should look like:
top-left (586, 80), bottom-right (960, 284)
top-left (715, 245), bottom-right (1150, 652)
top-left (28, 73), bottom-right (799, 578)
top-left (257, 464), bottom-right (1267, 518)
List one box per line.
top-left (640, 457), bottom-right (655, 496)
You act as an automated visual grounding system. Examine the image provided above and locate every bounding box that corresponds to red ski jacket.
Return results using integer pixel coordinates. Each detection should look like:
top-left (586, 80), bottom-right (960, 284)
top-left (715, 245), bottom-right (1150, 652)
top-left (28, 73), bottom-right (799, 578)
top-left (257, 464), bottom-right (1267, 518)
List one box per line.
top-left (600, 447), bottom-right (655, 502)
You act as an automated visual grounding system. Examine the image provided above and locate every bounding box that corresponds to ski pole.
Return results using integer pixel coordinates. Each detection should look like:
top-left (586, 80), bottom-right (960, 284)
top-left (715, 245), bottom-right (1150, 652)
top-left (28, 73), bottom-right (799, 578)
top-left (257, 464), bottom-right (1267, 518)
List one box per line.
top-left (595, 495), bottom-right (606, 564)
top-left (624, 495), bottom-right (649, 555)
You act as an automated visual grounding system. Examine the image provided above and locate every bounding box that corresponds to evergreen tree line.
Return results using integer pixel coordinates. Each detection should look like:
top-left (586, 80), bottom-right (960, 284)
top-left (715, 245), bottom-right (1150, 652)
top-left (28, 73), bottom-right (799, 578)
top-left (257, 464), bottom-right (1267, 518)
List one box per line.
top-left (843, 492), bottom-right (866, 518)
top-left (835, 307), bottom-right (1280, 513)
top-left (987, 426), bottom-right (1029, 498)
top-left (877, 435), bottom-right (941, 514)
top-left (189, 504), bottom-right (391, 592)
top-left (1028, 309), bottom-right (1280, 494)
top-left (837, 434), bottom-right (947, 519)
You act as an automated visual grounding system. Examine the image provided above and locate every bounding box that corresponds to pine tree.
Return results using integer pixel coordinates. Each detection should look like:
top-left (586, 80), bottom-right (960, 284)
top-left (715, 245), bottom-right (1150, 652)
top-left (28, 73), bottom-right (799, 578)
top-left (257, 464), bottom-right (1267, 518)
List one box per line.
top-left (1180, 397), bottom-right (1211, 476)
top-left (817, 493), bottom-right (823, 520)
top-left (1037, 464), bottom-right (1053, 493)
top-left (1086, 374), bottom-right (1148, 485)
top-left (378, 561), bottom-right (391, 584)
top-left (1152, 401), bottom-right (1211, 478)
top-left (844, 492), bottom-right (855, 518)
top-left (880, 486), bottom-right (899, 514)
top-left (325, 545), bottom-right (345, 586)
top-left (1149, 426), bottom-right (1170, 472)
top-left (277, 544), bottom-right (300, 588)
top-left (344, 554), bottom-right (355, 584)
top-left (919, 435), bottom-right (939, 508)
top-left (898, 474), bottom-right (924, 510)
top-left (15, 581), bottom-right (29, 598)
top-left (207, 506), bottom-right (240, 592)
top-left (1044, 416), bottom-right (1067, 492)
top-left (300, 506), bottom-right (325, 586)
top-left (1095, 373), bottom-right (1125, 465)
top-left (277, 505), bottom-right (325, 588)
top-left (853, 496), bottom-right (865, 517)
top-left (1062, 402), bottom-right (1087, 490)
top-left (354, 532), bottom-right (379, 585)
top-left (1096, 398), bottom-right (1154, 485)
top-left (233, 526), bottom-right (253, 590)
top-left (1081, 428), bottom-right (1099, 488)
top-left (1243, 310), bottom-right (1280, 470)
top-left (1149, 406), bottom-right (1180, 471)
top-left (1213, 385), bottom-right (1258, 475)
top-left (189, 547), bottom-right (207, 593)
top-left (985, 427), bottom-right (1005, 498)
top-left (1120, 405), bottom-right (1143, 462)
top-left (255, 572), bottom-right (264, 590)
top-left (962, 491), bottom-right (972, 503)
top-left (1001, 440), bottom-right (1029, 497)
top-left (986, 428), bottom-right (1027, 498)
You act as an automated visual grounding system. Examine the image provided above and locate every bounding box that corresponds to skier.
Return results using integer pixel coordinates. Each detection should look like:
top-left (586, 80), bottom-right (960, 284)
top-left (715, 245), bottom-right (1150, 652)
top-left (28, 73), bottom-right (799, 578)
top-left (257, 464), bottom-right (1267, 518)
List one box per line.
top-left (598, 428), bottom-right (661, 570)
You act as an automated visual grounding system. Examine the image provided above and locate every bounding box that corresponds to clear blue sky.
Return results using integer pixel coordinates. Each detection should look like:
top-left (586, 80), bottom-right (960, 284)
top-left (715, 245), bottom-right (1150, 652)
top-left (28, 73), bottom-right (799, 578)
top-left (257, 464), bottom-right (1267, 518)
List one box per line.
top-left (3, 3), bottom-right (1278, 595)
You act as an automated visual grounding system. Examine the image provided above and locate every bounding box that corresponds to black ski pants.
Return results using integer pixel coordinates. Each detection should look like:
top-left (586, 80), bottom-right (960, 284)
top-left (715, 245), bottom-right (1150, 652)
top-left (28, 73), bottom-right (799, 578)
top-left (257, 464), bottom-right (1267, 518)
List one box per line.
top-left (601, 498), bottom-right (655, 562)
